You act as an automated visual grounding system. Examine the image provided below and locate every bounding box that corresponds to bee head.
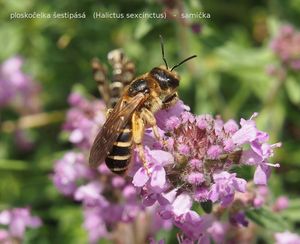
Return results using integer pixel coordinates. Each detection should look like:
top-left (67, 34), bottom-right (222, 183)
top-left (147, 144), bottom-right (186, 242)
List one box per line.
top-left (152, 35), bottom-right (197, 92)
top-left (150, 67), bottom-right (179, 90)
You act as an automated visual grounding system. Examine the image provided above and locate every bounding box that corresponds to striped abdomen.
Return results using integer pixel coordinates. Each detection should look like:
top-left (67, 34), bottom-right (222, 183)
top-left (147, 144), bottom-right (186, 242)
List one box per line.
top-left (105, 123), bottom-right (132, 175)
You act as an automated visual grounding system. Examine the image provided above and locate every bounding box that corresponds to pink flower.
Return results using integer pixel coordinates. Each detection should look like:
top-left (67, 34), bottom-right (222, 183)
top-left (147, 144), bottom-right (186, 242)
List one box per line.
top-left (186, 172), bottom-right (205, 185)
top-left (270, 25), bottom-right (300, 71)
top-left (207, 145), bottom-right (222, 159)
top-left (253, 185), bottom-right (269, 208)
top-left (63, 92), bottom-right (106, 149)
top-left (208, 172), bottom-right (247, 207)
top-left (223, 119), bottom-right (239, 133)
top-left (273, 196), bottom-right (289, 212)
top-left (52, 152), bottom-right (94, 195)
top-left (175, 212), bottom-right (213, 243)
top-left (0, 208), bottom-right (41, 239)
top-left (132, 148), bottom-right (173, 193)
top-left (159, 194), bottom-right (213, 241)
top-left (83, 206), bottom-right (108, 244)
top-left (235, 114), bottom-right (282, 185)
top-left (229, 211), bottom-right (248, 227)
top-left (134, 107), bottom-right (280, 240)
top-left (207, 221), bottom-right (228, 243)
top-left (232, 115), bottom-right (258, 146)
top-left (274, 231), bottom-right (300, 244)
top-left (0, 56), bottom-right (41, 113)
top-left (0, 229), bottom-right (10, 244)
top-left (74, 182), bottom-right (107, 206)
top-left (155, 100), bottom-right (189, 130)
top-left (242, 141), bottom-right (281, 185)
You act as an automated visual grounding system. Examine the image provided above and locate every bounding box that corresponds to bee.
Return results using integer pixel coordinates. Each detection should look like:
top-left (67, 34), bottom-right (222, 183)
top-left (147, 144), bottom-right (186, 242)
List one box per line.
top-left (89, 36), bottom-right (196, 175)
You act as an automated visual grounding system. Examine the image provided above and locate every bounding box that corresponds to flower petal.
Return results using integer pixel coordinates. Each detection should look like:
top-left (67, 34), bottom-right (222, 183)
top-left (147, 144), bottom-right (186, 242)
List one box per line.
top-left (148, 150), bottom-right (174, 166)
top-left (172, 194), bottom-right (193, 216)
top-left (150, 165), bottom-right (166, 191)
top-left (232, 121), bottom-right (257, 145)
top-left (132, 168), bottom-right (149, 187)
top-left (254, 165), bottom-right (267, 185)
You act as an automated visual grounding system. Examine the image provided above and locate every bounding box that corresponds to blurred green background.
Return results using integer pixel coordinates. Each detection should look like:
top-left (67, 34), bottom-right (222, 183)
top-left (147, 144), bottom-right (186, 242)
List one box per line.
top-left (0, 0), bottom-right (300, 243)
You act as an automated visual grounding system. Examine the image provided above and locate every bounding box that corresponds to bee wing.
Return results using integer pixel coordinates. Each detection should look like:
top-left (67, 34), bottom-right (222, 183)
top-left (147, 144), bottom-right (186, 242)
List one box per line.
top-left (89, 93), bottom-right (145, 168)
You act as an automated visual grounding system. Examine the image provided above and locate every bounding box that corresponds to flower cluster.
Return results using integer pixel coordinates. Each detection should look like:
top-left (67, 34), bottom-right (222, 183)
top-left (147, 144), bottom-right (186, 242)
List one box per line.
top-left (63, 92), bottom-right (106, 149)
top-left (267, 25), bottom-right (300, 78)
top-left (128, 101), bottom-right (281, 242)
top-left (0, 56), bottom-right (42, 150)
top-left (0, 208), bottom-right (42, 243)
top-left (0, 56), bottom-right (41, 113)
top-left (53, 92), bottom-right (171, 243)
top-left (270, 25), bottom-right (300, 71)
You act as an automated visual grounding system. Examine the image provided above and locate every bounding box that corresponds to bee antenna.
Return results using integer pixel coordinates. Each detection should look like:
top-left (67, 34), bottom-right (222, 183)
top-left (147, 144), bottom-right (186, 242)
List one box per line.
top-left (170, 55), bottom-right (197, 71)
top-left (159, 35), bottom-right (169, 70)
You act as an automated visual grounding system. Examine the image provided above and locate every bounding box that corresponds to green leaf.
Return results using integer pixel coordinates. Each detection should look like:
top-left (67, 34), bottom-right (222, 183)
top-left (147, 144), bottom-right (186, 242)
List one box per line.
top-left (134, 19), bottom-right (152, 39)
top-left (0, 173), bottom-right (21, 202)
top-left (49, 206), bottom-right (88, 244)
top-left (156, 228), bottom-right (176, 244)
top-left (285, 76), bottom-right (300, 106)
top-left (0, 159), bottom-right (29, 171)
top-left (200, 200), bottom-right (213, 213)
top-left (281, 199), bottom-right (300, 222)
top-left (245, 207), bottom-right (291, 232)
top-left (257, 99), bottom-right (285, 142)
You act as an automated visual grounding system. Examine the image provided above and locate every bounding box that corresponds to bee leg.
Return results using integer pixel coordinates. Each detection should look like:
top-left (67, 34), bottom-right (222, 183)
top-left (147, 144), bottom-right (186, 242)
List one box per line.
top-left (91, 58), bottom-right (111, 107)
top-left (108, 49), bottom-right (135, 87)
top-left (109, 82), bottom-right (124, 108)
top-left (139, 108), bottom-right (171, 150)
top-left (132, 112), bottom-right (150, 175)
top-left (140, 108), bottom-right (160, 141)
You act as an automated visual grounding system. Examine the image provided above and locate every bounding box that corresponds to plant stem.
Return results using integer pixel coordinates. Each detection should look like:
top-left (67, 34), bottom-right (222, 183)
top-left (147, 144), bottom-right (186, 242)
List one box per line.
top-left (1, 111), bottom-right (65, 133)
